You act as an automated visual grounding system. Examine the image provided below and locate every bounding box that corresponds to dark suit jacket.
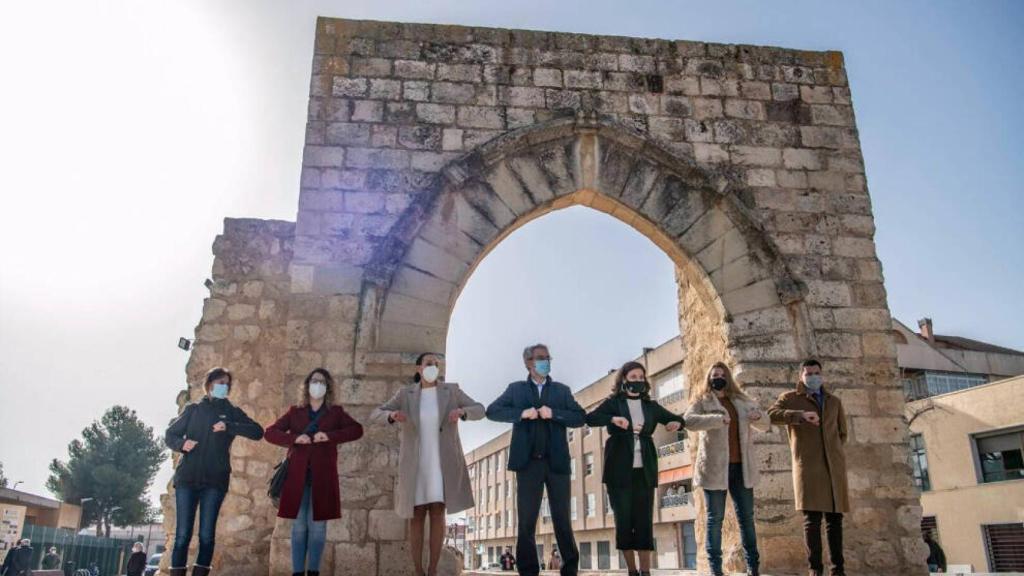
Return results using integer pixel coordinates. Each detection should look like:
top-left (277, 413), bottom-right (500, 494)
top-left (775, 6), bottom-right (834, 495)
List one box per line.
top-left (586, 395), bottom-right (685, 488)
top-left (486, 377), bottom-right (585, 474)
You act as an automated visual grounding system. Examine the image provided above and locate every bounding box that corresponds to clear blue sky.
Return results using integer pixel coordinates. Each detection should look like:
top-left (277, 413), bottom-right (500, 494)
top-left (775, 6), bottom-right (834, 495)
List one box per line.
top-left (0, 0), bottom-right (1021, 505)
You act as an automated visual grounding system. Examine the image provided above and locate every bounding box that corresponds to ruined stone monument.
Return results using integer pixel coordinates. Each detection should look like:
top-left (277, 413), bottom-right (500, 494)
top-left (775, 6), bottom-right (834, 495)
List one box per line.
top-left (163, 17), bottom-right (928, 576)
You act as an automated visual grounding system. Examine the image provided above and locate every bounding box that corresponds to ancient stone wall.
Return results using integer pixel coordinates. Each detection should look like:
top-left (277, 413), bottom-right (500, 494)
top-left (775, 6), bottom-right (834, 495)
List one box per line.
top-left (164, 17), bottom-right (928, 576)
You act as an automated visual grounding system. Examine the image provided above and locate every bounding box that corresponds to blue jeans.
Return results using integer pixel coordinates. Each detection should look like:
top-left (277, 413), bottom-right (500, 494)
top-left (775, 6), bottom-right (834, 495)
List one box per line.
top-left (704, 463), bottom-right (759, 574)
top-left (172, 485), bottom-right (226, 567)
top-left (292, 484), bottom-right (327, 572)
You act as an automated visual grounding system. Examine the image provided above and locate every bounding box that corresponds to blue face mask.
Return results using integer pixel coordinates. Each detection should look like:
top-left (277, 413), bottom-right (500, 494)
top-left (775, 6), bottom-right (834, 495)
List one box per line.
top-left (804, 375), bottom-right (823, 392)
top-left (211, 382), bottom-right (230, 399)
top-left (533, 359), bottom-right (551, 377)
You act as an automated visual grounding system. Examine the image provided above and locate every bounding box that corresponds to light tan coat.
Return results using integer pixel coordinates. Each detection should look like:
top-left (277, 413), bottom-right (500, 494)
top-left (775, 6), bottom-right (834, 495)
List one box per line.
top-left (371, 381), bottom-right (484, 518)
top-left (684, 393), bottom-right (770, 491)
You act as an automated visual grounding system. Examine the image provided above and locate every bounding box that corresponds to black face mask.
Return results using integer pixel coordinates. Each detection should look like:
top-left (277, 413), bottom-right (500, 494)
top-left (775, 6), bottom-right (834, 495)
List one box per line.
top-left (624, 381), bottom-right (647, 395)
top-left (710, 377), bottom-right (728, 391)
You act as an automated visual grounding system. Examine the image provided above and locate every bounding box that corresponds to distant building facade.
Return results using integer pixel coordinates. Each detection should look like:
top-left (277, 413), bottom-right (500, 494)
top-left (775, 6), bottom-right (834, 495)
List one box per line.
top-left (907, 375), bottom-right (1024, 573)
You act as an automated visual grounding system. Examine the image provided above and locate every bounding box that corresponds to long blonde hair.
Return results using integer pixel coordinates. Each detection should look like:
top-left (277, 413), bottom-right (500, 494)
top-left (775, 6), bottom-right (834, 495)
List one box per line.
top-left (695, 362), bottom-right (750, 401)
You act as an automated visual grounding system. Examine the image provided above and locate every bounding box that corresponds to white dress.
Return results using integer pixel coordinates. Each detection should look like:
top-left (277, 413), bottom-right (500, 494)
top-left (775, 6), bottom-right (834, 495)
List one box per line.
top-left (415, 387), bottom-right (445, 505)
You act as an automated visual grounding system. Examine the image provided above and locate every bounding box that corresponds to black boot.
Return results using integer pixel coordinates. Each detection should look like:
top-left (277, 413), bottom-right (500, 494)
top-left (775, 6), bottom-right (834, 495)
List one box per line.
top-left (169, 568), bottom-right (187, 576)
top-left (292, 573), bottom-right (304, 576)
top-left (307, 572), bottom-right (320, 576)
top-left (747, 568), bottom-right (760, 576)
top-left (191, 565), bottom-right (211, 576)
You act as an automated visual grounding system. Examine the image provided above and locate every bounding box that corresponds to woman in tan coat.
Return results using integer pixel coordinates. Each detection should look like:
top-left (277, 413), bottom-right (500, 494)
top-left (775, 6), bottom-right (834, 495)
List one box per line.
top-left (371, 353), bottom-right (484, 576)
top-left (684, 362), bottom-right (770, 576)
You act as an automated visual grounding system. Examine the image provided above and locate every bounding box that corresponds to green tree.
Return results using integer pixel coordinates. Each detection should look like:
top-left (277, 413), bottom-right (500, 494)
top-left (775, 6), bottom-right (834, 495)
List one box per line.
top-left (47, 406), bottom-right (166, 537)
top-left (0, 462), bottom-right (8, 488)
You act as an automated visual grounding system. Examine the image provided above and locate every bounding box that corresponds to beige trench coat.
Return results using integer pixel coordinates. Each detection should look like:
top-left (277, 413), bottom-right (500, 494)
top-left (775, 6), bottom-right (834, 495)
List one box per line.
top-left (371, 381), bottom-right (484, 518)
top-left (767, 385), bottom-right (850, 513)
top-left (684, 393), bottom-right (770, 491)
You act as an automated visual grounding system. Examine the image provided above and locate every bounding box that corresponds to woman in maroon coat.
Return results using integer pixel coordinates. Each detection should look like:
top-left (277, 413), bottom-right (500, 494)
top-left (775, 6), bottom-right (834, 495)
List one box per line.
top-left (265, 368), bottom-right (363, 576)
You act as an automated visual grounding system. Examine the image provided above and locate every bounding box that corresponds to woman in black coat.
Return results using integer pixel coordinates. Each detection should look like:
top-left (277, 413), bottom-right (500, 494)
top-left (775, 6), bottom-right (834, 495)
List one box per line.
top-left (125, 542), bottom-right (147, 576)
top-left (165, 367), bottom-right (264, 576)
top-left (586, 361), bottom-right (684, 576)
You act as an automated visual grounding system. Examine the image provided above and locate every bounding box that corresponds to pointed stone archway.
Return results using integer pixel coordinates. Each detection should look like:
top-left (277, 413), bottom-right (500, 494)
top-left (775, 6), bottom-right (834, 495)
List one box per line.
top-left (165, 17), bottom-right (928, 576)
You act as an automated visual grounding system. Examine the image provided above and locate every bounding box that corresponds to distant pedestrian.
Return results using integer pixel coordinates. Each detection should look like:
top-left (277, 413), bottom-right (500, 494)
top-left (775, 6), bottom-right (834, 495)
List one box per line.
top-left (924, 531), bottom-right (946, 573)
top-left (500, 549), bottom-right (516, 571)
top-left (6, 539), bottom-right (33, 576)
top-left (125, 542), bottom-right (147, 576)
top-left (42, 547), bottom-right (62, 570)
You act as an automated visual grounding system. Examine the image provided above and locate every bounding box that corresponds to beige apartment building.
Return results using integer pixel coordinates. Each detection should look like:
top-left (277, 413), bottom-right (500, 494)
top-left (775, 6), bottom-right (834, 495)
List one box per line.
top-left (464, 316), bottom-right (1024, 571)
top-left (907, 375), bottom-right (1024, 573)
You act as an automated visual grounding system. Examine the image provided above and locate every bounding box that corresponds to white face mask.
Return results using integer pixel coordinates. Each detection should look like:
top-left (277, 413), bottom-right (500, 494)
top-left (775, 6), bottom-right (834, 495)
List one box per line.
top-left (309, 382), bottom-right (327, 399)
top-left (422, 365), bottom-right (440, 383)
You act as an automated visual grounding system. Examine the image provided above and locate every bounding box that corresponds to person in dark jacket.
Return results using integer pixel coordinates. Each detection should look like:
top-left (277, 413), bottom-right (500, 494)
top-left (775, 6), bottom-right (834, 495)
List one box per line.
top-left (42, 547), bottom-right (62, 570)
top-left (265, 368), bottom-right (364, 576)
top-left (586, 361), bottom-right (684, 576)
top-left (125, 543), bottom-right (147, 576)
top-left (5, 539), bottom-right (33, 576)
top-left (924, 531), bottom-right (946, 573)
top-left (500, 549), bottom-right (516, 571)
top-left (486, 344), bottom-right (586, 576)
top-left (165, 367), bottom-right (264, 576)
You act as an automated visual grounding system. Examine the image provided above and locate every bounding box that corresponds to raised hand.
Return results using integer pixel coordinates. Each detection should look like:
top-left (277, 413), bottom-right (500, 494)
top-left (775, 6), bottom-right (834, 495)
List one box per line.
top-left (802, 411), bottom-right (820, 426)
top-left (448, 408), bottom-right (465, 423)
top-left (521, 407), bottom-right (539, 420)
top-left (182, 440), bottom-right (198, 452)
top-left (721, 413), bottom-right (731, 426)
top-left (538, 406), bottom-right (553, 420)
top-left (295, 434), bottom-right (312, 445)
top-left (313, 431), bottom-right (329, 443)
top-left (390, 411), bottom-right (407, 423)
top-left (665, 421), bottom-right (681, 432)
top-left (610, 416), bottom-right (629, 430)
top-left (212, 421), bottom-right (227, 433)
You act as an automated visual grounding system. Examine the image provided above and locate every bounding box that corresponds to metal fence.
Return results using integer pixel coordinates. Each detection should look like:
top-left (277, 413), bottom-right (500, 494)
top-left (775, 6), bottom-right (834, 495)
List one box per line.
top-left (19, 523), bottom-right (136, 576)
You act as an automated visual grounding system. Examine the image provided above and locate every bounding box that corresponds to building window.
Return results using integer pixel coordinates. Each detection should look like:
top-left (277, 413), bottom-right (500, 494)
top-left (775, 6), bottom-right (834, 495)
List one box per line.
top-left (597, 541), bottom-right (611, 570)
top-left (507, 480), bottom-right (512, 500)
top-left (497, 452), bottom-right (503, 471)
top-left (584, 453), bottom-right (594, 476)
top-left (506, 510), bottom-right (512, 529)
top-left (904, 370), bottom-right (989, 400)
top-left (983, 523), bottom-right (1024, 572)
top-left (469, 464), bottom-right (475, 478)
top-left (976, 429), bottom-right (1024, 483)
top-left (495, 512), bottom-right (502, 529)
top-left (542, 497), bottom-right (551, 519)
top-left (571, 497), bottom-right (577, 520)
top-left (584, 425), bottom-right (593, 437)
top-left (580, 542), bottom-right (592, 570)
top-left (586, 493), bottom-right (596, 518)
top-left (497, 484), bottom-right (502, 501)
top-left (571, 458), bottom-right (576, 479)
top-left (921, 516), bottom-right (938, 540)
top-left (568, 429), bottom-right (574, 443)
top-left (681, 521), bottom-right (697, 569)
top-left (603, 487), bottom-right (612, 516)
top-left (909, 434), bottom-right (931, 491)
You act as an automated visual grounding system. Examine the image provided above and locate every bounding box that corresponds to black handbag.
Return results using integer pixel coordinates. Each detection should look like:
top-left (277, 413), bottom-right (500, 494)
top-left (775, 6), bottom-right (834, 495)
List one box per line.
top-left (268, 406), bottom-right (326, 503)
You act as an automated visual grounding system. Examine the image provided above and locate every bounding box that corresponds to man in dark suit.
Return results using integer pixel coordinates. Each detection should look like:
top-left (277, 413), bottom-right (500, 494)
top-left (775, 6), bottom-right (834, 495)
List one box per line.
top-left (487, 343), bottom-right (586, 576)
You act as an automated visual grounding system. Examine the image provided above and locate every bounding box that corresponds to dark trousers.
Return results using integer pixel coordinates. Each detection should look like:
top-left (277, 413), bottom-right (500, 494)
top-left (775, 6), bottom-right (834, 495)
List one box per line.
top-left (704, 463), bottom-right (760, 574)
top-left (608, 468), bottom-right (655, 550)
top-left (172, 485), bottom-right (226, 567)
top-left (516, 458), bottom-right (578, 576)
top-left (802, 511), bottom-right (844, 573)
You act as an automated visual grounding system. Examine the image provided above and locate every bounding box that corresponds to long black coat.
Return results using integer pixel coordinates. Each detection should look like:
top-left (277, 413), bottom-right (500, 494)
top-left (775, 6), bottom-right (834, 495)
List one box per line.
top-left (586, 395), bottom-right (685, 488)
top-left (165, 396), bottom-right (264, 492)
top-left (125, 552), bottom-right (147, 576)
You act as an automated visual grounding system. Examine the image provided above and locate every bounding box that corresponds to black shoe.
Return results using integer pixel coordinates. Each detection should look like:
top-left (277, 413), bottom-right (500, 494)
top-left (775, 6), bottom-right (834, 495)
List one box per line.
top-left (192, 566), bottom-right (211, 576)
top-left (747, 568), bottom-right (760, 576)
top-left (306, 572), bottom-right (320, 576)
top-left (169, 568), bottom-right (187, 576)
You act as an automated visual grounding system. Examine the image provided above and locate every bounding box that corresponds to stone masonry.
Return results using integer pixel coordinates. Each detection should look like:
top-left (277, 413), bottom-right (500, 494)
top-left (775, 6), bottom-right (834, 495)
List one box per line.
top-left (163, 17), bottom-right (929, 576)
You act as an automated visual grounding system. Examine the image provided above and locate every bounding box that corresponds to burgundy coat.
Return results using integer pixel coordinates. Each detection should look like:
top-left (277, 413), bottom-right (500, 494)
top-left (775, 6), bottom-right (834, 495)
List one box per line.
top-left (265, 404), bottom-right (363, 520)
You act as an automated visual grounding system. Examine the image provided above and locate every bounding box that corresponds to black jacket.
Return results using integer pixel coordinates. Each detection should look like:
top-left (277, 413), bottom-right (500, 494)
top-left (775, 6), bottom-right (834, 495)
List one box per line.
top-left (165, 396), bottom-right (264, 491)
top-left (586, 395), bottom-right (685, 488)
top-left (125, 552), bottom-right (146, 576)
top-left (41, 553), bottom-right (61, 570)
top-left (486, 377), bottom-right (585, 474)
top-left (3, 546), bottom-right (33, 576)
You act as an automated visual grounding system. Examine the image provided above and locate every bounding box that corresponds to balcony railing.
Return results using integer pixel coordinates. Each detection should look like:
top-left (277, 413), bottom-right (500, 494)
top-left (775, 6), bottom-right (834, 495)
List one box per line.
top-left (657, 439), bottom-right (688, 457)
top-left (660, 492), bottom-right (693, 508)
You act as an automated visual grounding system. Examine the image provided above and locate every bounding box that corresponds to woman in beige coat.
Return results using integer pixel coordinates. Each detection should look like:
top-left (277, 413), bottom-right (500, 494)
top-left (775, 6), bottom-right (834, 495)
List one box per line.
top-left (371, 353), bottom-right (484, 576)
top-left (684, 362), bottom-right (770, 576)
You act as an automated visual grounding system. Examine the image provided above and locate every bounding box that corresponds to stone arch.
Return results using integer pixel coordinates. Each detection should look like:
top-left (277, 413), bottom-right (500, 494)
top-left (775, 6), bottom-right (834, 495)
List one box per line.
top-left (357, 117), bottom-right (815, 373)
